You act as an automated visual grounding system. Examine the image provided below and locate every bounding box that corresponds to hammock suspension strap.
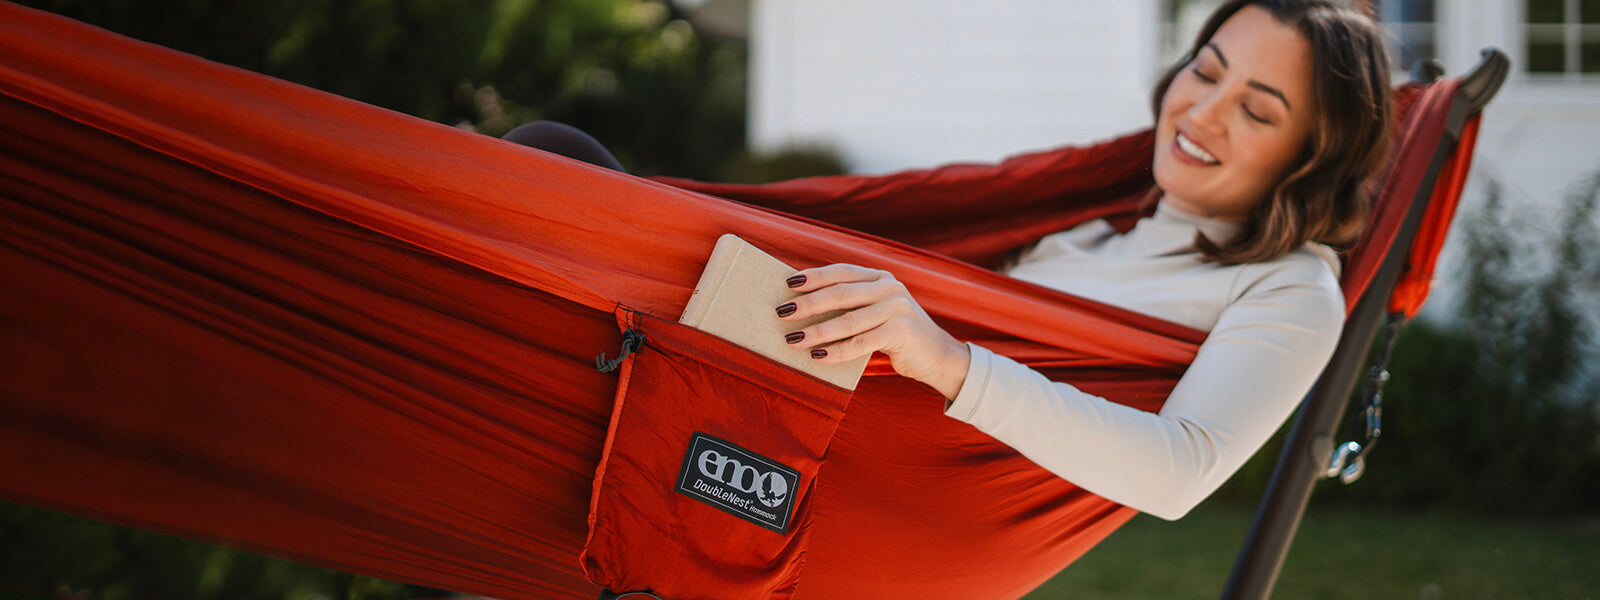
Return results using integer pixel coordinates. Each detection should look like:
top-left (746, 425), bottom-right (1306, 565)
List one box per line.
top-left (1325, 311), bottom-right (1405, 484)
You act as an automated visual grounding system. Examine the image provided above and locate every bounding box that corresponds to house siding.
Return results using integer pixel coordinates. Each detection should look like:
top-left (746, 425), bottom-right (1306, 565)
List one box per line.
top-left (750, 0), bottom-right (1161, 174)
top-left (747, 0), bottom-right (1598, 220)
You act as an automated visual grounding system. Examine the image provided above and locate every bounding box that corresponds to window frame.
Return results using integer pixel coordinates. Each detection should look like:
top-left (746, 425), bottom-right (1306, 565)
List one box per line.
top-left (1522, 0), bottom-right (1600, 79)
top-left (1377, 0), bottom-right (1439, 73)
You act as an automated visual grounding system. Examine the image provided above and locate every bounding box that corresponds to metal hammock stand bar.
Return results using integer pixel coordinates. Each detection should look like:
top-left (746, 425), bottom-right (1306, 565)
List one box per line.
top-left (1221, 47), bottom-right (1510, 600)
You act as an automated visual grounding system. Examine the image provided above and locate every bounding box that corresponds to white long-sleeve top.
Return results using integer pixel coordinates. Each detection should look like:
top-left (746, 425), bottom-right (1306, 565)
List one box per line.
top-left (944, 201), bottom-right (1345, 520)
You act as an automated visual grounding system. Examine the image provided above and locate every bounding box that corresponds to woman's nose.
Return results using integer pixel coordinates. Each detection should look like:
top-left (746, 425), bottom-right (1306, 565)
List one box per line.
top-left (1187, 89), bottom-right (1228, 134)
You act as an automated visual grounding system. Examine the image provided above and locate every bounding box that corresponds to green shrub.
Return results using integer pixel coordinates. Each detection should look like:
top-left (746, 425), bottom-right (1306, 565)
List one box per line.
top-left (719, 144), bottom-right (851, 184)
top-left (1222, 169), bottom-right (1600, 516)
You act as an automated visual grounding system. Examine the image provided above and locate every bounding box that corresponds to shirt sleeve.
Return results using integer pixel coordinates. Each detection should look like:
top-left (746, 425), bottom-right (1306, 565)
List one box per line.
top-left (943, 254), bottom-right (1345, 520)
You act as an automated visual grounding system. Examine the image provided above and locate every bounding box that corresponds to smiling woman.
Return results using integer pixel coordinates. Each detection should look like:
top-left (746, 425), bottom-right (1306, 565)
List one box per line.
top-left (1149, 0), bottom-right (1393, 264)
top-left (772, 0), bottom-right (1395, 521)
top-left (1152, 6), bottom-right (1317, 224)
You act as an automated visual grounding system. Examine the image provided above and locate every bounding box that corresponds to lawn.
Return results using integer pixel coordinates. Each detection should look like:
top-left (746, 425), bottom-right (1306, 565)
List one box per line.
top-left (6, 500), bottom-right (1596, 599)
top-left (1026, 503), bottom-right (1600, 600)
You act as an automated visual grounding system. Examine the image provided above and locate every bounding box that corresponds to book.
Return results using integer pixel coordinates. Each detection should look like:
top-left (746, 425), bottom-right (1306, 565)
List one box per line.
top-left (681, 234), bottom-right (868, 390)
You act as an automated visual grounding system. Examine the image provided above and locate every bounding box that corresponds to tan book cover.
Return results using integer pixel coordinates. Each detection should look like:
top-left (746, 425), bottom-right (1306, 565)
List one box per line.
top-left (680, 234), bottom-right (868, 390)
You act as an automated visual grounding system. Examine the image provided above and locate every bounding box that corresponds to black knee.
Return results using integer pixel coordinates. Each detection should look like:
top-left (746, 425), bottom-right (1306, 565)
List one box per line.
top-left (502, 121), bottom-right (626, 172)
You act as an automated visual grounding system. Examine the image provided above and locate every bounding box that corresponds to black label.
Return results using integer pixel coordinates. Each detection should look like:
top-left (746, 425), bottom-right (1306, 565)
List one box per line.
top-left (675, 432), bottom-right (800, 534)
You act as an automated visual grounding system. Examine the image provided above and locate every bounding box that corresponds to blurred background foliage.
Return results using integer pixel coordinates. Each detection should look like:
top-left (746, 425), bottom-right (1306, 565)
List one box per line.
top-left (1313, 170), bottom-right (1600, 514)
top-left (1049, 168), bottom-right (1600, 598)
top-left (0, 500), bottom-right (449, 600)
top-left (4, 0), bottom-right (1599, 597)
top-left (12, 0), bottom-right (826, 181)
top-left (1212, 167), bottom-right (1600, 515)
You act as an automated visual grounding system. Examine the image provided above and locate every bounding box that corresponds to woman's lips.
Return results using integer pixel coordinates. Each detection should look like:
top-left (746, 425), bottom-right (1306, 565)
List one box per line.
top-left (1174, 131), bottom-right (1220, 166)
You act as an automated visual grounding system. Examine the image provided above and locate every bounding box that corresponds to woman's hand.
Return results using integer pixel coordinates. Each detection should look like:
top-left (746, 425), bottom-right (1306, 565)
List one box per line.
top-left (776, 264), bottom-right (971, 399)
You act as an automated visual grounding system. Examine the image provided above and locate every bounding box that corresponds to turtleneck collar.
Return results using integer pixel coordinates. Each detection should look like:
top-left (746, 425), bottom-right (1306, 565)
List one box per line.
top-left (1098, 200), bottom-right (1246, 258)
top-left (1151, 200), bottom-right (1245, 245)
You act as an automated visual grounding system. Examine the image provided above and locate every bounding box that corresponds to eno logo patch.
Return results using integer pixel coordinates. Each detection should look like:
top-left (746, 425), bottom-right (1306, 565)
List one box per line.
top-left (675, 432), bottom-right (800, 533)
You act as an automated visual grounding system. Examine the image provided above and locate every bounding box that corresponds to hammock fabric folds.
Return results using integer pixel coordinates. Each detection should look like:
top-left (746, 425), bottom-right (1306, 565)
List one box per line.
top-left (0, 3), bottom-right (1477, 599)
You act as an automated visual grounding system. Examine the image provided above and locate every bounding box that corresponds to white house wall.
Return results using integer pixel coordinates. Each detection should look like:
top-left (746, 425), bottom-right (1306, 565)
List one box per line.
top-left (1474, 89), bottom-right (1600, 208)
top-left (744, 0), bottom-right (1598, 328)
top-left (748, 0), bottom-right (1598, 222)
top-left (1442, 0), bottom-right (1600, 210)
top-left (1388, 0), bottom-right (1600, 322)
top-left (750, 0), bottom-right (1162, 174)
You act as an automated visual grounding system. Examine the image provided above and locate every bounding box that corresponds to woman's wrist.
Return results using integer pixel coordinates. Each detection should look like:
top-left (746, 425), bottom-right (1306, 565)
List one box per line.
top-left (923, 339), bottom-right (972, 401)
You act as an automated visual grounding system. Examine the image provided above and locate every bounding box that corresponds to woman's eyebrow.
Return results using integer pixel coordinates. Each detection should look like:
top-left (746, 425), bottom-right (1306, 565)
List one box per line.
top-left (1249, 81), bottom-right (1292, 111)
top-left (1203, 42), bottom-right (1229, 68)
top-left (1203, 42), bottom-right (1292, 112)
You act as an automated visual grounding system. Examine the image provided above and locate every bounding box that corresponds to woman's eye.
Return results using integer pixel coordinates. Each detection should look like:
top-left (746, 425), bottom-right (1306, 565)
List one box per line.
top-left (1190, 67), bottom-right (1216, 83)
top-left (1243, 106), bottom-right (1272, 125)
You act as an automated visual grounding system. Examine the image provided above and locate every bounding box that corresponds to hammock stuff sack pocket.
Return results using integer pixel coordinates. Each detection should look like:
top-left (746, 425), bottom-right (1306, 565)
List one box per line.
top-left (580, 308), bottom-right (853, 599)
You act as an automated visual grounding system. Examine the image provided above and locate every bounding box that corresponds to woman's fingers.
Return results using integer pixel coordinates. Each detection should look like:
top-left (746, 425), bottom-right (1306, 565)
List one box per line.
top-left (776, 281), bottom-right (879, 321)
top-left (773, 263), bottom-right (971, 398)
top-left (806, 325), bottom-right (897, 364)
top-left (779, 269), bottom-right (905, 321)
top-left (785, 264), bottom-right (887, 294)
top-left (775, 263), bottom-right (917, 354)
top-left (785, 300), bottom-right (897, 350)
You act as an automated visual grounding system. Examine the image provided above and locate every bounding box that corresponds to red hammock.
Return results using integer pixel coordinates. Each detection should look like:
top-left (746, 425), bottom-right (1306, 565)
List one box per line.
top-left (0, 3), bottom-right (1477, 599)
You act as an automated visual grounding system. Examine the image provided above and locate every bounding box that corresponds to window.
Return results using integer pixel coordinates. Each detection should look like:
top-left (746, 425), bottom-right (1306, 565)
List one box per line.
top-left (1159, 0), bottom-right (1222, 67)
top-left (1526, 0), bottom-right (1600, 74)
top-left (1161, 1), bottom-right (1437, 72)
top-left (1375, 0), bottom-right (1437, 71)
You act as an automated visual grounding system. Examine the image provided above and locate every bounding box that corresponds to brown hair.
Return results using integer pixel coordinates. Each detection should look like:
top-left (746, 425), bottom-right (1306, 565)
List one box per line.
top-left (1151, 0), bottom-right (1393, 264)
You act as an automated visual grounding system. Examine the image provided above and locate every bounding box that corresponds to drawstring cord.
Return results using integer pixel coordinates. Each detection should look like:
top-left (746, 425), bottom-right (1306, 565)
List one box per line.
top-left (595, 328), bottom-right (647, 373)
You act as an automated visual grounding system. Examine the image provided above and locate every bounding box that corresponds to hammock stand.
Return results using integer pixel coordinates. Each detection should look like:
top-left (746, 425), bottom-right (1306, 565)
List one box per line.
top-left (1222, 49), bottom-right (1508, 600)
top-left (0, 3), bottom-right (1506, 598)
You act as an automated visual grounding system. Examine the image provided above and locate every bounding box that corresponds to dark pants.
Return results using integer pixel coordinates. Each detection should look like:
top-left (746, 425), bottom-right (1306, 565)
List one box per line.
top-left (501, 121), bottom-right (626, 173)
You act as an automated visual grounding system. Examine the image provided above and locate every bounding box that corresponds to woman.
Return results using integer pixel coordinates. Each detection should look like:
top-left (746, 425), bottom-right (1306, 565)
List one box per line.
top-left (771, 0), bottom-right (1392, 520)
top-left (509, 0), bottom-right (1392, 520)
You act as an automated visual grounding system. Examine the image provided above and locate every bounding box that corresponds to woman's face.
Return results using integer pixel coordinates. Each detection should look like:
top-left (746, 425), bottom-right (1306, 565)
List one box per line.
top-left (1153, 5), bottom-right (1317, 222)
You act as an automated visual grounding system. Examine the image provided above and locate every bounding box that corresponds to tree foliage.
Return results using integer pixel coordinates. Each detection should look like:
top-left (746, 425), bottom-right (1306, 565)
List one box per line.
top-left (1353, 170), bottom-right (1600, 514)
top-left (1221, 169), bottom-right (1600, 515)
top-left (17, 0), bottom-right (750, 179)
top-left (0, 501), bottom-right (453, 600)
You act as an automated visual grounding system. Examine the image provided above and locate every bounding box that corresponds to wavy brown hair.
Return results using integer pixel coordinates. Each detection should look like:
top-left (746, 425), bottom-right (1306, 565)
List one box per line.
top-left (1151, 0), bottom-right (1393, 264)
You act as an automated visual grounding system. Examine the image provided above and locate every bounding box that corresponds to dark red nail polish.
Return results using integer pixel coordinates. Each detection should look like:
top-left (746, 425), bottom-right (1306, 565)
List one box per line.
top-left (785, 331), bottom-right (805, 344)
top-left (786, 274), bottom-right (807, 288)
top-left (776, 303), bottom-right (797, 318)
top-left (810, 349), bottom-right (827, 359)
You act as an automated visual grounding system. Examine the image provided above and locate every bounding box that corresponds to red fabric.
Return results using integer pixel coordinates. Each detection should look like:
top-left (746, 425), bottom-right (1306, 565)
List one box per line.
top-left (0, 3), bottom-right (1475, 599)
top-left (1389, 116), bottom-right (1480, 316)
top-left (1341, 80), bottom-right (1467, 312)
top-left (649, 133), bottom-right (1159, 271)
top-left (666, 81), bottom-right (1469, 315)
top-left (580, 310), bottom-right (850, 599)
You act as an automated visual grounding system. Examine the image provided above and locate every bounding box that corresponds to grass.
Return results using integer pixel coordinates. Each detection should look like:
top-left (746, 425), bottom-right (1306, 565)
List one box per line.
top-left (1025, 503), bottom-right (1600, 600)
top-left (7, 499), bottom-right (1597, 599)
